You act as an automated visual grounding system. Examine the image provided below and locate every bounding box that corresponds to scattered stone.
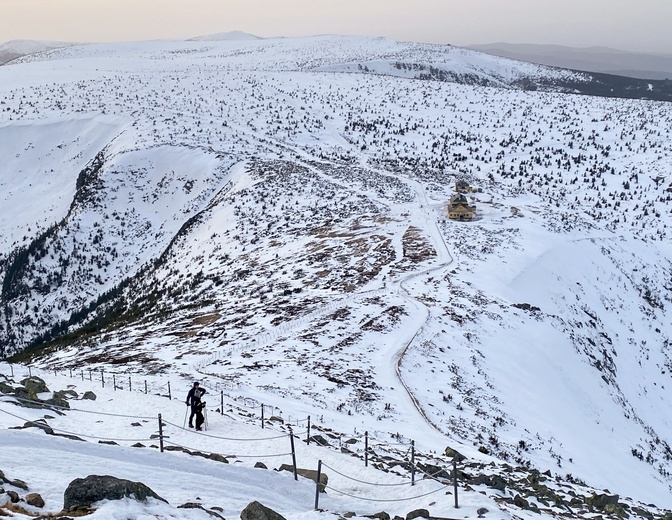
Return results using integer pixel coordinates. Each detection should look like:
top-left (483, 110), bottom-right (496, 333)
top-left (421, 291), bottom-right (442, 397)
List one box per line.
top-left (406, 508), bottom-right (429, 519)
top-left (444, 446), bottom-right (466, 462)
top-left (81, 391), bottom-right (97, 401)
top-left (131, 442), bottom-right (146, 448)
top-left (131, 422), bottom-right (142, 427)
top-left (240, 500), bottom-right (286, 520)
top-left (254, 462), bottom-right (268, 469)
top-left (20, 376), bottom-right (49, 395)
top-left (308, 435), bottom-right (330, 446)
top-left (178, 502), bottom-right (226, 519)
top-left (25, 492), bottom-right (45, 508)
top-left (98, 440), bottom-right (119, 446)
top-left (470, 474), bottom-right (506, 492)
top-left (477, 507), bottom-right (489, 517)
top-left (513, 494), bottom-right (529, 510)
top-left (63, 475), bottom-right (166, 510)
top-left (8, 479), bottom-right (28, 491)
top-left (586, 493), bottom-right (620, 510)
top-left (7, 490), bottom-right (20, 502)
top-left (364, 512), bottom-right (390, 520)
top-left (208, 453), bottom-right (228, 463)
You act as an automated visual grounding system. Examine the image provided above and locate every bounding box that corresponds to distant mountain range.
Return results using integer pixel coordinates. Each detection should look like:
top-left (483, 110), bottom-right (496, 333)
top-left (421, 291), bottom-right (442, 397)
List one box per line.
top-left (467, 42), bottom-right (672, 80)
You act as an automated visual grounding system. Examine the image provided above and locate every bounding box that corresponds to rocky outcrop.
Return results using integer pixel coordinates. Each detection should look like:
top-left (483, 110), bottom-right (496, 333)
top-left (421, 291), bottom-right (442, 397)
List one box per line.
top-left (63, 475), bottom-right (166, 511)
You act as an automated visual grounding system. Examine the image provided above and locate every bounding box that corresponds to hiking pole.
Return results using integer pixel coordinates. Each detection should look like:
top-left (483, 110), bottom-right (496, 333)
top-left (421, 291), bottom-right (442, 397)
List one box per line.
top-left (204, 407), bottom-right (209, 431)
top-left (183, 404), bottom-right (189, 428)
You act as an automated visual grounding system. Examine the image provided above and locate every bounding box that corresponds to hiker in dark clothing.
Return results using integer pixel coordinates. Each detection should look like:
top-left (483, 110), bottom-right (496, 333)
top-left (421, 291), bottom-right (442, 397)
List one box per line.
top-left (186, 382), bottom-right (206, 428)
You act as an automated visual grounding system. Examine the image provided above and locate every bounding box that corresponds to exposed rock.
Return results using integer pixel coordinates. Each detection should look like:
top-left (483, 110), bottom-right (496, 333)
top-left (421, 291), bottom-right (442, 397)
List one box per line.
top-left (240, 500), bottom-right (286, 520)
top-left (178, 502), bottom-right (226, 519)
top-left (8, 479), bottom-right (28, 491)
top-left (364, 512), bottom-right (390, 520)
top-left (208, 453), bottom-right (229, 463)
top-left (308, 435), bottom-right (330, 446)
top-left (406, 508), bottom-right (429, 519)
top-left (513, 494), bottom-right (529, 509)
top-left (82, 391), bottom-right (97, 400)
top-left (25, 492), bottom-right (45, 508)
top-left (7, 490), bottom-right (20, 502)
top-left (20, 376), bottom-right (49, 395)
top-left (417, 462), bottom-right (451, 480)
top-left (63, 475), bottom-right (166, 510)
top-left (444, 446), bottom-right (466, 462)
top-left (587, 493), bottom-right (620, 510)
top-left (17, 419), bottom-right (54, 435)
top-left (470, 473), bottom-right (507, 492)
top-left (278, 464), bottom-right (328, 492)
top-left (254, 462), bottom-right (268, 469)
top-left (477, 507), bottom-right (489, 517)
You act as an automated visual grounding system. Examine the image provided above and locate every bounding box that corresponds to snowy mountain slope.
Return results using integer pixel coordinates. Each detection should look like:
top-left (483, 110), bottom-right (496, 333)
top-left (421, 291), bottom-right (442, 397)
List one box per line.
top-left (1, 365), bottom-right (670, 520)
top-left (1, 35), bottom-right (672, 513)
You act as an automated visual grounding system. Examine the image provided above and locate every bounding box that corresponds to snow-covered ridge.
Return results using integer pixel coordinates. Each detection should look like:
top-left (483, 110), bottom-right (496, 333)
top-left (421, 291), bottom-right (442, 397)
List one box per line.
top-left (1, 34), bottom-right (671, 513)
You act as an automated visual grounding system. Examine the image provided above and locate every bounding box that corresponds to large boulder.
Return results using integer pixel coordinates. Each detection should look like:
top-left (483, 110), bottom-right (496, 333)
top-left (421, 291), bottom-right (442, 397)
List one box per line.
top-left (63, 475), bottom-right (166, 511)
top-left (20, 377), bottom-right (49, 395)
top-left (240, 500), bottom-right (286, 520)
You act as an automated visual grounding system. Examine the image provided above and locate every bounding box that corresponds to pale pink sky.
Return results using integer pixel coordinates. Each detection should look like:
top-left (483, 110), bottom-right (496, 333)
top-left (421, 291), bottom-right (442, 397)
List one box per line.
top-left (2, 0), bottom-right (671, 53)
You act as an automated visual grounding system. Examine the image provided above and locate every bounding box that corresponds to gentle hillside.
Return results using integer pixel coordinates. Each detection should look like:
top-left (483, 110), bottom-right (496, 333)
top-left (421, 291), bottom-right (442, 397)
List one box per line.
top-left (0, 39), bottom-right (76, 66)
top-left (1, 35), bottom-right (671, 517)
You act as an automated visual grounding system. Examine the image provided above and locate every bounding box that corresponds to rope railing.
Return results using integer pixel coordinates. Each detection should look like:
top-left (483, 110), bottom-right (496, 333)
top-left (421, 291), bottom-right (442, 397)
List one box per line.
top-left (161, 439), bottom-right (293, 459)
top-left (162, 419), bottom-right (288, 441)
top-left (0, 395), bottom-right (156, 420)
top-left (325, 483), bottom-right (450, 502)
top-left (0, 407), bottom-right (156, 443)
top-left (321, 462), bottom-right (414, 487)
